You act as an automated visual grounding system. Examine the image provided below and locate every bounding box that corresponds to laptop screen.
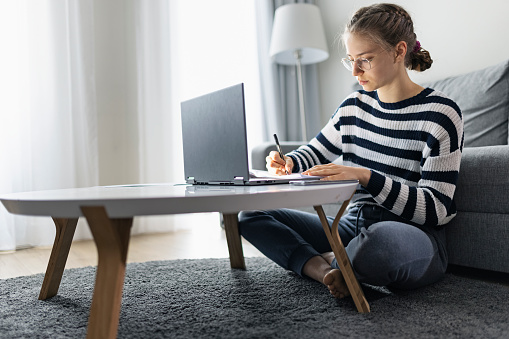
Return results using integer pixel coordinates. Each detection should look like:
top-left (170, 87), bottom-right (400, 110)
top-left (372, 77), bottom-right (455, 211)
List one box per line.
top-left (180, 83), bottom-right (251, 185)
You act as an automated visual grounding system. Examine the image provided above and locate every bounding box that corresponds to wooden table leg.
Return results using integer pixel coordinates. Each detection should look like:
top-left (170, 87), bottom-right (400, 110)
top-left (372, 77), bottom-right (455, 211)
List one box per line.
top-left (81, 206), bottom-right (133, 339)
top-left (222, 213), bottom-right (246, 269)
top-left (314, 202), bottom-right (370, 313)
top-left (39, 218), bottom-right (79, 300)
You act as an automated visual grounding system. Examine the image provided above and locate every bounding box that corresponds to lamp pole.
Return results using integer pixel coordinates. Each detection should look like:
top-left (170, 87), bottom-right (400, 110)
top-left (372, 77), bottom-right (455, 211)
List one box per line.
top-left (269, 3), bottom-right (329, 142)
top-left (294, 49), bottom-right (307, 141)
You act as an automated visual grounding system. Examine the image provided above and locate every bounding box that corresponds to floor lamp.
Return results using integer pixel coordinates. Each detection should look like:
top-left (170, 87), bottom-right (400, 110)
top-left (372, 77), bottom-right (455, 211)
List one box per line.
top-left (269, 3), bottom-right (329, 141)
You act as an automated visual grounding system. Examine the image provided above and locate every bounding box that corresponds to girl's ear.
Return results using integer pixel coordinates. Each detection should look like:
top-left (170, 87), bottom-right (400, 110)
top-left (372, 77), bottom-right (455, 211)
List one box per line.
top-left (394, 41), bottom-right (407, 63)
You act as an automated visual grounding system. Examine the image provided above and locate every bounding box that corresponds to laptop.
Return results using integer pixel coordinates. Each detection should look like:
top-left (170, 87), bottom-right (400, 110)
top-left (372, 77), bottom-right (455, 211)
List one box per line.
top-left (180, 83), bottom-right (319, 185)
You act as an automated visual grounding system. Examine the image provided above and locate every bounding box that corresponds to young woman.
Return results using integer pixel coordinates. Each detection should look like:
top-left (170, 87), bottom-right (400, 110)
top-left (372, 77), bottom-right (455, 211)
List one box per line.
top-left (239, 3), bottom-right (463, 298)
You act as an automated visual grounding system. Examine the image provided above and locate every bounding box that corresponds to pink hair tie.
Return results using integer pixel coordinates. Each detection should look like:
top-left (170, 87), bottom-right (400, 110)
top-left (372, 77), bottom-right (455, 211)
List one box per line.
top-left (413, 41), bottom-right (421, 53)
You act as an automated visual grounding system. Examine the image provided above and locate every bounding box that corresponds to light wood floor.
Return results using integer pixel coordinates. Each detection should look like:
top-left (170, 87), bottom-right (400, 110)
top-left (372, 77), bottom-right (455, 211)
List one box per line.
top-left (0, 214), bottom-right (264, 280)
top-left (2, 215), bottom-right (508, 288)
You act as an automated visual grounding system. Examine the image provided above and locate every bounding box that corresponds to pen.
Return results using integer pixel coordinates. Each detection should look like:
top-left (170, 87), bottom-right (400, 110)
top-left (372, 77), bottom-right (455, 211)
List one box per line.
top-left (273, 133), bottom-right (289, 175)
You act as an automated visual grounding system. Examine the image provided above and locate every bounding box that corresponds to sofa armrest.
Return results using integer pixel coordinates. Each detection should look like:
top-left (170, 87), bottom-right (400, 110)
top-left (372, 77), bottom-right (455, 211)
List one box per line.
top-left (251, 141), bottom-right (303, 170)
top-left (454, 145), bottom-right (509, 214)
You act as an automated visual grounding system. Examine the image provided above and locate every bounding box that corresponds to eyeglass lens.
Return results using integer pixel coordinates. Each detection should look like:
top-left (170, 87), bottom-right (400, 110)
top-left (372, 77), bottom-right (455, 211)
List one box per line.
top-left (342, 58), bottom-right (371, 71)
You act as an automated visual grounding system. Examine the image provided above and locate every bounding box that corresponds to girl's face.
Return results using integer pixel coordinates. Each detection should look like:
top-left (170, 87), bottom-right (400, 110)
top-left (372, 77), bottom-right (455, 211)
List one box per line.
top-left (344, 33), bottom-right (399, 92)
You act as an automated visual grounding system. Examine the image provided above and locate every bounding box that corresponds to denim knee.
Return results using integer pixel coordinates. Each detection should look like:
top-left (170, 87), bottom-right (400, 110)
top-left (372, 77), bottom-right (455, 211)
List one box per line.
top-left (238, 210), bottom-right (268, 230)
top-left (238, 210), bottom-right (263, 222)
top-left (238, 210), bottom-right (260, 235)
top-left (346, 221), bottom-right (443, 288)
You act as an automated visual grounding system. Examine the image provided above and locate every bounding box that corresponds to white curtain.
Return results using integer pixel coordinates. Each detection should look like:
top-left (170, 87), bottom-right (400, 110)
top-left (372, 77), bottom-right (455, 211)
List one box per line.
top-left (0, 0), bottom-right (261, 251)
top-left (0, 0), bottom-right (180, 251)
top-left (130, 0), bottom-right (184, 234)
top-left (0, 0), bottom-right (99, 250)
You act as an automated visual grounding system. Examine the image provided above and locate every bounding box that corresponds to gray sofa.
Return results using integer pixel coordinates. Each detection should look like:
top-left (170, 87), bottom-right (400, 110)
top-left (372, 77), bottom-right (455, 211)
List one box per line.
top-left (251, 59), bottom-right (509, 274)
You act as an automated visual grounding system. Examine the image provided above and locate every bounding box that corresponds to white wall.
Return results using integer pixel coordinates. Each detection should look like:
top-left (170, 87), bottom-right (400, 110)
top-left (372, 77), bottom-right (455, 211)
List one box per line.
top-left (315, 0), bottom-right (509, 126)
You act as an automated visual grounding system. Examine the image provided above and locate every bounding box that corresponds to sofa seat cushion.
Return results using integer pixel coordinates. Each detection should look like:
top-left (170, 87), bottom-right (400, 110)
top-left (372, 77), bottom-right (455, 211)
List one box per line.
top-left (446, 211), bottom-right (509, 272)
top-left (454, 145), bottom-right (509, 214)
top-left (425, 60), bottom-right (509, 147)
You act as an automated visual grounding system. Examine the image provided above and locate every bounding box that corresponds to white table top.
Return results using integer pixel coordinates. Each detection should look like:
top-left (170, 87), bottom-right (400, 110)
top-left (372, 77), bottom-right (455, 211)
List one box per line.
top-left (0, 182), bottom-right (358, 218)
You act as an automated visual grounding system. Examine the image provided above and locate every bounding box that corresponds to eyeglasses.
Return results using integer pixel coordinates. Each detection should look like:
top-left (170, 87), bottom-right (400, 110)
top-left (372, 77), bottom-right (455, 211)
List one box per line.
top-left (341, 56), bottom-right (375, 72)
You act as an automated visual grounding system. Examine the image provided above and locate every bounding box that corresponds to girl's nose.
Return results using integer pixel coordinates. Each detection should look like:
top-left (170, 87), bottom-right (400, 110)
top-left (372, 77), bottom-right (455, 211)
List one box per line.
top-left (352, 66), bottom-right (363, 77)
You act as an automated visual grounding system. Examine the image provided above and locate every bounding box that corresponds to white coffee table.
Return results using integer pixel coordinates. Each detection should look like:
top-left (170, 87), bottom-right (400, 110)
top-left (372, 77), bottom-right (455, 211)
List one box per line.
top-left (1, 182), bottom-right (369, 338)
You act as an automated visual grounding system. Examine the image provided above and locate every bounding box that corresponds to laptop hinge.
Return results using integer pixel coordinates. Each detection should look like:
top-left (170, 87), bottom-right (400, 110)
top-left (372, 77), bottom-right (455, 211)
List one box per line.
top-left (186, 177), bottom-right (196, 184)
top-left (233, 177), bottom-right (246, 185)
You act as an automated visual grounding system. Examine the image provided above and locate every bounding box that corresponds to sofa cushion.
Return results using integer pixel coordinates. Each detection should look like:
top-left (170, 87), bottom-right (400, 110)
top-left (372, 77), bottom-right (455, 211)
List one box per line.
top-left (425, 60), bottom-right (509, 147)
top-left (454, 145), bottom-right (509, 214)
top-left (446, 211), bottom-right (509, 273)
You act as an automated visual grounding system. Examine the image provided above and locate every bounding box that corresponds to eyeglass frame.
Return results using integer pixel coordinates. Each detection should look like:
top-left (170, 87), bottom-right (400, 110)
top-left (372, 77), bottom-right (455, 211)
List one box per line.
top-left (341, 56), bottom-right (376, 72)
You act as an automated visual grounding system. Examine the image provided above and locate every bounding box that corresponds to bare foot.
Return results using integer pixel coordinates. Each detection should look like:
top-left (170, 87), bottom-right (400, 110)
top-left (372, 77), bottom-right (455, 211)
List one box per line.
top-left (323, 269), bottom-right (350, 299)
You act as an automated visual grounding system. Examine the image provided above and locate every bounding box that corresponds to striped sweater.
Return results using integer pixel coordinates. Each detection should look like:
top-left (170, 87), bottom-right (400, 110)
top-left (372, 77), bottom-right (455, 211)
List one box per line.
top-left (288, 88), bottom-right (464, 227)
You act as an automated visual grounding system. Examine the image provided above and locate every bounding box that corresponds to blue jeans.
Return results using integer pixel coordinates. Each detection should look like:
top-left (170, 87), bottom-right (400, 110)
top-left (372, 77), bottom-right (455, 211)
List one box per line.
top-left (238, 205), bottom-right (448, 289)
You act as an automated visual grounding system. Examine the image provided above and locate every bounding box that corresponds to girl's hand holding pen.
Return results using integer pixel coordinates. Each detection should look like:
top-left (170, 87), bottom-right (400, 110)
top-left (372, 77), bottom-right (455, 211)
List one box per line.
top-left (266, 151), bottom-right (294, 176)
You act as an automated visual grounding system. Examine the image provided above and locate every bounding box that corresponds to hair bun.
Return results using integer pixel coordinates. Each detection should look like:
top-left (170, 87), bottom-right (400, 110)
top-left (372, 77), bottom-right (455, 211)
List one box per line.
top-left (410, 48), bottom-right (433, 72)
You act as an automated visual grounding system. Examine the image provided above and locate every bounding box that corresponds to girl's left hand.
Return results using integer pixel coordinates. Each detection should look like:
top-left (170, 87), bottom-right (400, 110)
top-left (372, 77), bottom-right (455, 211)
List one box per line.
top-left (303, 164), bottom-right (371, 187)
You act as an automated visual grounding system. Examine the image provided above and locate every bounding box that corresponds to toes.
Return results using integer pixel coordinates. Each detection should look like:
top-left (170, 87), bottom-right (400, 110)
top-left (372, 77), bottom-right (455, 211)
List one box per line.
top-left (324, 269), bottom-right (351, 299)
top-left (323, 272), bottom-right (334, 286)
top-left (329, 289), bottom-right (345, 299)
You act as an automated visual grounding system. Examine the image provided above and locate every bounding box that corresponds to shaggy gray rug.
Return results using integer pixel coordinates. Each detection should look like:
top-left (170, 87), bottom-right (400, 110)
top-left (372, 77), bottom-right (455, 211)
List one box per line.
top-left (1, 257), bottom-right (508, 338)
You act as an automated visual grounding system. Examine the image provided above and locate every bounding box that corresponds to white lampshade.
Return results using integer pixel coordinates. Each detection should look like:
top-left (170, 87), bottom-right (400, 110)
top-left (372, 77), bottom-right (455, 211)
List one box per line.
top-left (269, 3), bottom-right (329, 65)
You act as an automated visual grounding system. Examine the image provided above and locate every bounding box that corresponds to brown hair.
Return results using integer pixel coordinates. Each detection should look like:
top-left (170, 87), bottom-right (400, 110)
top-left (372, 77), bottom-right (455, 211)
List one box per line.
top-left (343, 3), bottom-right (432, 72)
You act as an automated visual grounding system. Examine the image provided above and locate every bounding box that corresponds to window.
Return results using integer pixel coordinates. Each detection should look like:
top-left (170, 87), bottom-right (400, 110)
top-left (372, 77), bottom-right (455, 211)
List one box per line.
top-left (172, 0), bottom-right (263, 151)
